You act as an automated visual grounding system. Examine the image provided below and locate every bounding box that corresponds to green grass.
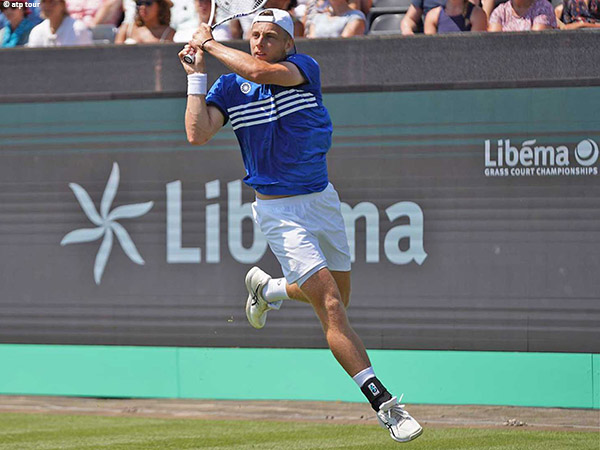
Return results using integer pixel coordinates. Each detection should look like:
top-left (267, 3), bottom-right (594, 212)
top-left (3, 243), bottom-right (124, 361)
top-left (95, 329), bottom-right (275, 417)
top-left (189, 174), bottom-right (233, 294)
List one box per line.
top-left (0, 413), bottom-right (597, 450)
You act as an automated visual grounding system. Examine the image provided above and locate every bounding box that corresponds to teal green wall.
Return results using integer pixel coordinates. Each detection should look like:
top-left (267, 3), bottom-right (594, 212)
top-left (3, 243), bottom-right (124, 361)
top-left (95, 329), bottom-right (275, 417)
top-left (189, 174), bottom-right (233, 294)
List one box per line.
top-left (1, 86), bottom-right (599, 156)
top-left (0, 344), bottom-right (597, 409)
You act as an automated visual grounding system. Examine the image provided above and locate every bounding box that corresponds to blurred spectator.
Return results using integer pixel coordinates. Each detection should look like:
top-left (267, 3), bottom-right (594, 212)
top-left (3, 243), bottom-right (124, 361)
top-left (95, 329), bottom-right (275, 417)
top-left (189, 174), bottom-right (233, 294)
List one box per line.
top-left (481, 0), bottom-right (503, 18)
top-left (286, 0), bottom-right (306, 36)
top-left (301, 0), bottom-right (328, 29)
top-left (349, 0), bottom-right (373, 15)
top-left (28, 0), bottom-right (93, 47)
top-left (488, 0), bottom-right (556, 30)
top-left (294, 0), bottom-right (309, 20)
top-left (401, 0), bottom-right (446, 34)
top-left (173, 0), bottom-right (233, 42)
top-left (0, 4), bottom-right (36, 47)
top-left (425, 0), bottom-right (487, 32)
top-left (305, 0), bottom-right (366, 36)
top-left (66, 0), bottom-right (123, 27)
top-left (555, 0), bottom-right (600, 29)
top-left (122, 0), bottom-right (138, 23)
top-left (2, 4), bottom-right (42, 29)
top-left (115, 0), bottom-right (175, 43)
top-left (171, 0), bottom-right (198, 40)
top-left (231, 0), bottom-right (304, 38)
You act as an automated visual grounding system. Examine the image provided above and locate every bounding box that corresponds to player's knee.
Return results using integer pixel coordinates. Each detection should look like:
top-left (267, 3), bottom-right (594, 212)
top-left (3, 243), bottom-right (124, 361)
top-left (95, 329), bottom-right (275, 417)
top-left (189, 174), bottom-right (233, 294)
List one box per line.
top-left (323, 295), bottom-right (346, 320)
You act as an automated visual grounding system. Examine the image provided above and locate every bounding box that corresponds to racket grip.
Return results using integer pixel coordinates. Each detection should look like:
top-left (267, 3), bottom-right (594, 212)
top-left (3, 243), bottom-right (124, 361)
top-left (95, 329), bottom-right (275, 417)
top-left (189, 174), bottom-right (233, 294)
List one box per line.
top-left (183, 54), bottom-right (195, 65)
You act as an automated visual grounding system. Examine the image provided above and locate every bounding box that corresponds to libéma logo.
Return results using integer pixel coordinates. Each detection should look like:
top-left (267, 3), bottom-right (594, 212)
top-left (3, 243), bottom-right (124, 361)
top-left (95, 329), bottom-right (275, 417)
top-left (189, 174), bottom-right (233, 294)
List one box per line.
top-left (61, 163), bottom-right (154, 284)
top-left (484, 138), bottom-right (599, 177)
top-left (62, 163), bottom-right (428, 285)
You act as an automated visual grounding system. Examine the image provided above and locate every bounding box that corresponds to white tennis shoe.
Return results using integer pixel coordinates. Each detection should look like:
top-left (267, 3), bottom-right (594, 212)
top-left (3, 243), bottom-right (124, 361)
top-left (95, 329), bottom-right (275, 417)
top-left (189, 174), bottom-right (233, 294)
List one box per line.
top-left (376, 395), bottom-right (423, 443)
top-left (245, 266), bottom-right (282, 329)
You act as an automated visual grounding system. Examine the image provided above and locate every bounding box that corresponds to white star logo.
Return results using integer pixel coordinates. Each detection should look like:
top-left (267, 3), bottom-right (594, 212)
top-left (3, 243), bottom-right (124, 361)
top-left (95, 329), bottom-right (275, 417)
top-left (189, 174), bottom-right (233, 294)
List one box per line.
top-left (61, 163), bottom-right (154, 285)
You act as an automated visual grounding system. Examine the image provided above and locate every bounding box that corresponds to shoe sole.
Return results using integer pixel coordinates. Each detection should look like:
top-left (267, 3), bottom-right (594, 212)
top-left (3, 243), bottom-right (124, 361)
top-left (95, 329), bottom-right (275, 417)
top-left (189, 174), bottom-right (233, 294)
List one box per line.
top-left (245, 266), bottom-right (264, 329)
top-left (389, 426), bottom-right (423, 443)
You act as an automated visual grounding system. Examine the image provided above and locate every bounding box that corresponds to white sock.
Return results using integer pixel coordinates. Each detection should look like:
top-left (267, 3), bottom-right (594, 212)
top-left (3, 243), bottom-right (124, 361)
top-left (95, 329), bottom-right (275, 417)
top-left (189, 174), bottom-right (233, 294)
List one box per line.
top-left (261, 278), bottom-right (290, 302)
top-left (352, 366), bottom-right (376, 387)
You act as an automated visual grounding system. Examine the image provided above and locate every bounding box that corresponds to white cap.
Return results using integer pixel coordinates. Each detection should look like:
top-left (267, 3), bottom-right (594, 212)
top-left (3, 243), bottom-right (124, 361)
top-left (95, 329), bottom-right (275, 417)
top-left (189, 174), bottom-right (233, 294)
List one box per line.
top-left (251, 8), bottom-right (295, 40)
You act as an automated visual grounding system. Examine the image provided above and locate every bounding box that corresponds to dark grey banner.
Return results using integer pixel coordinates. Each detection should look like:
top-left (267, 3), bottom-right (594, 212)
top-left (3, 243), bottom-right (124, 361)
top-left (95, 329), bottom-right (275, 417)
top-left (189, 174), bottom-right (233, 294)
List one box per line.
top-left (0, 87), bottom-right (599, 353)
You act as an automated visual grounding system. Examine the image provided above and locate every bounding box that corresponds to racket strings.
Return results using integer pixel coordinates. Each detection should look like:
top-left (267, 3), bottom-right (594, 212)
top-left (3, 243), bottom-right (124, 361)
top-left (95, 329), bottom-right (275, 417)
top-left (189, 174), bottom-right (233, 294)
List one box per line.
top-left (215, 0), bottom-right (264, 15)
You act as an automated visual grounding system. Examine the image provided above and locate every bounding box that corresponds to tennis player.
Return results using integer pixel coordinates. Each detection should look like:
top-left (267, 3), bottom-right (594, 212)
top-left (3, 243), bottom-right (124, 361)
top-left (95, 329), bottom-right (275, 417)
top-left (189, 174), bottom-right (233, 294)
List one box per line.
top-left (178, 9), bottom-right (422, 443)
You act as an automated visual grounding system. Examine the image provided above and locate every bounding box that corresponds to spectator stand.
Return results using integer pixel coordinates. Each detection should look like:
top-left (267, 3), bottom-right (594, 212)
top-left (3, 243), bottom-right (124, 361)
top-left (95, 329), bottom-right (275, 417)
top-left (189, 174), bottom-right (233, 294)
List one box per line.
top-left (91, 24), bottom-right (118, 44)
top-left (369, 12), bottom-right (404, 33)
top-left (366, 0), bottom-right (411, 28)
top-left (484, 0), bottom-right (562, 19)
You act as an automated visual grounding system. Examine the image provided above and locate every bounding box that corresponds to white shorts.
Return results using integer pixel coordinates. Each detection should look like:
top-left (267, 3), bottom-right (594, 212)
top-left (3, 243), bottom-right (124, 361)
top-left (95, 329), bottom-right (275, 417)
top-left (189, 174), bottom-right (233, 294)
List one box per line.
top-left (252, 183), bottom-right (352, 286)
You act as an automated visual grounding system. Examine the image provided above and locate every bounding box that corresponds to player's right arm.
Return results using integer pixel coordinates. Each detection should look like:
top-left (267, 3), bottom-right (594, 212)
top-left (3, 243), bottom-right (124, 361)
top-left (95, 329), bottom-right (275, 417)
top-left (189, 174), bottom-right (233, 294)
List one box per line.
top-left (179, 45), bottom-right (225, 146)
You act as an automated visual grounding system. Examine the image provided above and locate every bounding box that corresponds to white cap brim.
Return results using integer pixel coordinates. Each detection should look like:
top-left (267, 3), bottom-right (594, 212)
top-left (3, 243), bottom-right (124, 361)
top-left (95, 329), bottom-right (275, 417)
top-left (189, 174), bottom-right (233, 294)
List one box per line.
top-left (251, 8), bottom-right (295, 40)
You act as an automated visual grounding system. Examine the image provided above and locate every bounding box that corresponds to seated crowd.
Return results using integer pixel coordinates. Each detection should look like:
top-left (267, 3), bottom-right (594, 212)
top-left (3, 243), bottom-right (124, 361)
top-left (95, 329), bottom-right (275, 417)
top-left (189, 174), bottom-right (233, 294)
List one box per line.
top-left (0, 0), bottom-right (598, 48)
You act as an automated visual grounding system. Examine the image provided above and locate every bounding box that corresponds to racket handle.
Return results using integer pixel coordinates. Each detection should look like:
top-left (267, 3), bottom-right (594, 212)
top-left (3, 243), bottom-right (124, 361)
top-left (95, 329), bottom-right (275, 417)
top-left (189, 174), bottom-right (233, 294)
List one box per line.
top-left (183, 54), bottom-right (195, 64)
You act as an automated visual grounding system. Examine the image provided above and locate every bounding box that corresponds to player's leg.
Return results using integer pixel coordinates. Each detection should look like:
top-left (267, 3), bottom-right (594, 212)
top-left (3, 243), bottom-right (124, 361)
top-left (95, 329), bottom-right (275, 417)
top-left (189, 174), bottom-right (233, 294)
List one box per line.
top-left (245, 196), bottom-right (326, 328)
top-left (330, 270), bottom-right (351, 307)
top-left (244, 263), bottom-right (323, 327)
top-left (247, 190), bottom-right (422, 442)
top-left (298, 267), bottom-right (367, 375)
top-left (300, 267), bottom-right (422, 443)
top-left (304, 186), bottom-right (422, 443)
top-left (283, 270), bottom-right (350, 307)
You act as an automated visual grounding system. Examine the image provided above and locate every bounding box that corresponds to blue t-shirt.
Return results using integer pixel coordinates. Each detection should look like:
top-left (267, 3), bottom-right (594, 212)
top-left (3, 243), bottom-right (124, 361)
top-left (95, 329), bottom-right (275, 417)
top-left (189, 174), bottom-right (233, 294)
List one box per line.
top-left (205, 53), bottom-right (333, 196)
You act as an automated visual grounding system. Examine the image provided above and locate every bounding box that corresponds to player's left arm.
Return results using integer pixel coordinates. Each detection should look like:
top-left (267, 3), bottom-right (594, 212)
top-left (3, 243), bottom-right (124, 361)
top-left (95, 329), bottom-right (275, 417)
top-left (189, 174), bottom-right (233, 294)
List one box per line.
top-left (190, 24), bottom-right (306, 87)
top-left (206, 40), bottom-right (305, 86)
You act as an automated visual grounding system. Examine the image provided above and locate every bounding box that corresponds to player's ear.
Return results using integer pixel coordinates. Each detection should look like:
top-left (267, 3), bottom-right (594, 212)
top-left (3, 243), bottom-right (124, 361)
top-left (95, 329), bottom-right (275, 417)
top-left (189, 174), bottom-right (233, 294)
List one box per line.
top-left (284, 36), bottom-right (294, 53)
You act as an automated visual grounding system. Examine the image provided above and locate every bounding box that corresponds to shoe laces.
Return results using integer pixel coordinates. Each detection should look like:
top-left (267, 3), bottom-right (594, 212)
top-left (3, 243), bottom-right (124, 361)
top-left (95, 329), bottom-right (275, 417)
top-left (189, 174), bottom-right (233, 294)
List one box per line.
top-left (250, 285), bottom-right (262, 307)
top-left (381, 394), bottom-right (409, 424)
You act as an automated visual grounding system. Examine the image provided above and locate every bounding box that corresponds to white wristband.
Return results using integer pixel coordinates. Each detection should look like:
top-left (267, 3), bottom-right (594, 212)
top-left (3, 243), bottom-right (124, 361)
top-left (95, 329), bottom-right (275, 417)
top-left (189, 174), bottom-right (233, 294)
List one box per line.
top-left (187, 73), bottom-right (207, 96)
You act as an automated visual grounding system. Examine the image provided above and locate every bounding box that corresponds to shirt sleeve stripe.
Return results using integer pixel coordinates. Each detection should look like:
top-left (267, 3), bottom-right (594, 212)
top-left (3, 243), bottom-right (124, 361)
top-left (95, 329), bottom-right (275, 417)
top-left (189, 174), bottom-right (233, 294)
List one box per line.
top-left (227, 88), bottom-right (300, 113)
top-left (231, 96), bottom-right (318, 126)
top-left (229, 92), bottom-right (315, 119)
top-left (232, 102), bottom-right (319, 131)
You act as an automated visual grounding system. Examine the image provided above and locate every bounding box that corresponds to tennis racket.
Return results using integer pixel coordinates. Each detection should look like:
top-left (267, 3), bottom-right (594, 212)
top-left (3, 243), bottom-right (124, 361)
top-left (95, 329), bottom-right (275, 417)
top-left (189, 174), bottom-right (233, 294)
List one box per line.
top-left (183, 0), bottom-right (267, 64)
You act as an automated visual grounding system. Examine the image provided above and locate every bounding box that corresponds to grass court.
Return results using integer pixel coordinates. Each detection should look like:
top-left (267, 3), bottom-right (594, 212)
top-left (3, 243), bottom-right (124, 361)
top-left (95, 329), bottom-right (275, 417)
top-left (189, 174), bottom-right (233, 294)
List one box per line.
top-left (0, 413), bottom-right (597, 450)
